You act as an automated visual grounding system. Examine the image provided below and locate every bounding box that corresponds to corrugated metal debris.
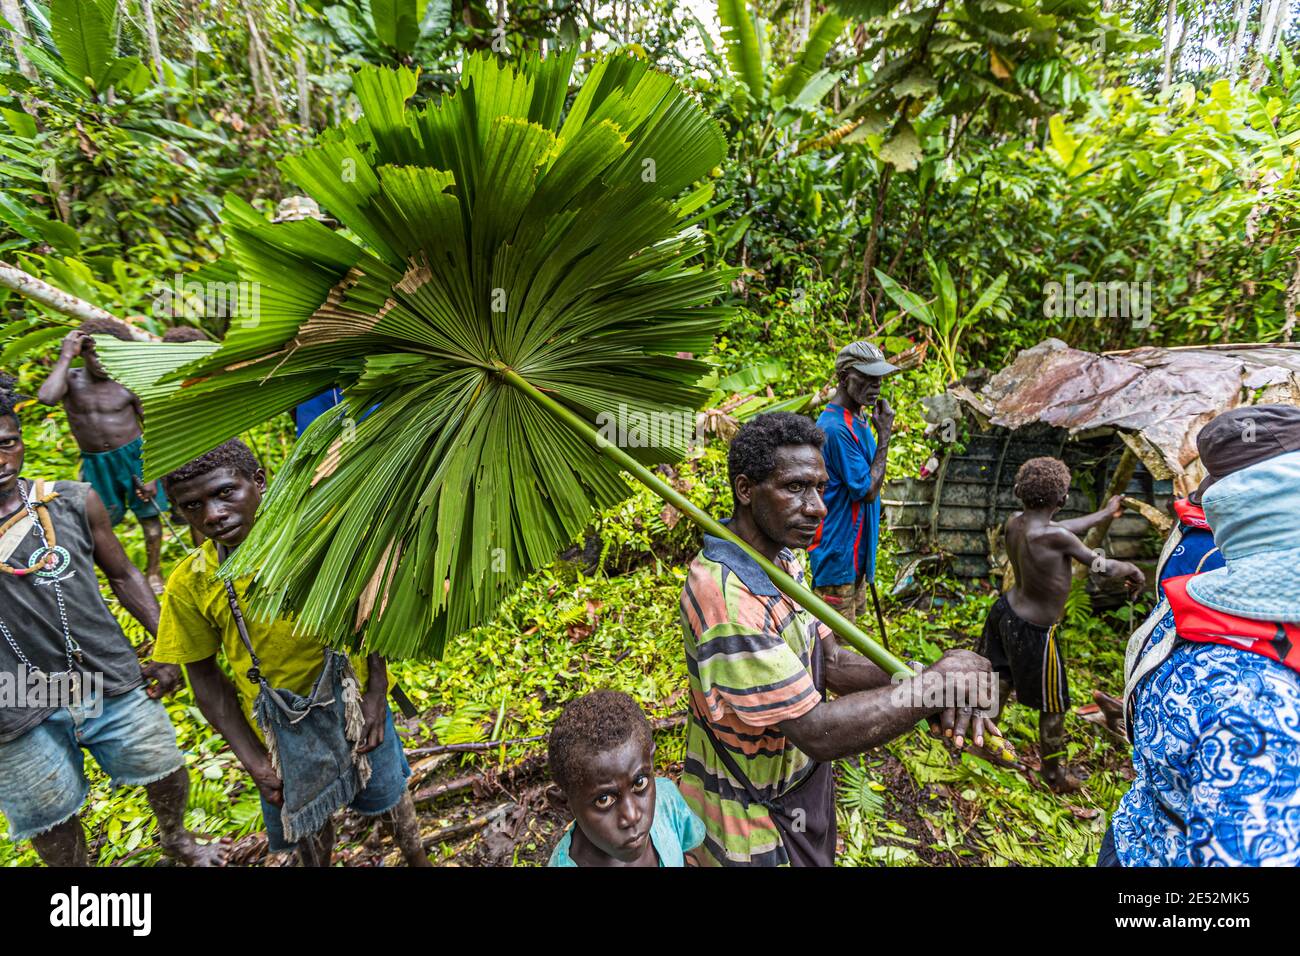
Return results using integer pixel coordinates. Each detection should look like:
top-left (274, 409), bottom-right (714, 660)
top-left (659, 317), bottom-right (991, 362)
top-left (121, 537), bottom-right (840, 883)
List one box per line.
top-left (948, 338), bottom-right (1300, 494)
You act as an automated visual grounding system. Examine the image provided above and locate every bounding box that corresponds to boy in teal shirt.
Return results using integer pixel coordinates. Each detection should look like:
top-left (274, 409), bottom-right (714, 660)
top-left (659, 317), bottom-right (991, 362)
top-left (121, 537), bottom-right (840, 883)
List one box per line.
top-left (547, 691), bottom-right (704, 867)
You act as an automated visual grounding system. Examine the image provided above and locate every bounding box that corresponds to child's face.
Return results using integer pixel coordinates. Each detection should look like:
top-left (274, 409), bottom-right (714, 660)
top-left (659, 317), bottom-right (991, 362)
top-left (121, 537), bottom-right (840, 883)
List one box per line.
top-left (169, 465), bottom-right (266, 547)
top-left (566, 736), bottom-right (656, 864)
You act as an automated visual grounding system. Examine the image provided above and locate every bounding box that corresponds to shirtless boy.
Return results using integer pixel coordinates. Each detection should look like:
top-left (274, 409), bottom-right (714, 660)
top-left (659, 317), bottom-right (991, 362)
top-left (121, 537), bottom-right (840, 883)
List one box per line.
top-left (38, 320), bottom-right (166, 593)
top-left (979, 457), bottom-right (1145, 793)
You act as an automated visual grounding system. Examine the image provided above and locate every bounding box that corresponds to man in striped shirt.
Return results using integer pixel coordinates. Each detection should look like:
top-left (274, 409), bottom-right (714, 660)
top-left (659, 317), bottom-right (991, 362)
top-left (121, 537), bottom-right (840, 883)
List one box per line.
top-left (680, 413), bottom-right (998, 866)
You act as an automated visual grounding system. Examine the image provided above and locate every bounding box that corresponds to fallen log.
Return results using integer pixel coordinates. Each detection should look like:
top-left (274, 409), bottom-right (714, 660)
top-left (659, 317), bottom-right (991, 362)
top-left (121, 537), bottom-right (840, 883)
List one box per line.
top-left (422, 802), bottom-right (513, 850)
top-left (412, 753), bottom-right (549, 807)
top-left (403, 711), bottom-right (688, 761)
top-left (405, 733), bottom-right (546, 758)
top-left (408, 713), bottom-right (691, 808)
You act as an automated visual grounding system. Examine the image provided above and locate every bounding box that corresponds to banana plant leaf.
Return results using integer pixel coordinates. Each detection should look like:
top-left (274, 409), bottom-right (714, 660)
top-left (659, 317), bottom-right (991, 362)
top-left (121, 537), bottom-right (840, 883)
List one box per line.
top-left (97, 50), bottom-right (905, 676)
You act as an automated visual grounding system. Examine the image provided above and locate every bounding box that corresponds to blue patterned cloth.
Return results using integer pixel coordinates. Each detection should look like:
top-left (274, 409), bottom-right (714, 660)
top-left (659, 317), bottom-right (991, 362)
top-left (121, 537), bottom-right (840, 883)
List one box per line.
top-left (1157, 525), bottom-right (1222, 597)
top-left (1112, 605), bottom-right (1300, 866)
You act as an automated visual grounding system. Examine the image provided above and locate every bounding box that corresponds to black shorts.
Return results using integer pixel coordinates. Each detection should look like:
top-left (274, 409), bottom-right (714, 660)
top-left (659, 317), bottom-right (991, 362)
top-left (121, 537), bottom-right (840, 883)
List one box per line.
top-left (977, 595), bottom-right (1070, 713)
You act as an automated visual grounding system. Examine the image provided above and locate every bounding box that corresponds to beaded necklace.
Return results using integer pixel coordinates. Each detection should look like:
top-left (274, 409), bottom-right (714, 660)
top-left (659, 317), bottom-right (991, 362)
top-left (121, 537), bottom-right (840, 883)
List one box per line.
top-left (0, 482), bottom-right (58, 576)
top-left (0, 479), bottom-right (82, 681)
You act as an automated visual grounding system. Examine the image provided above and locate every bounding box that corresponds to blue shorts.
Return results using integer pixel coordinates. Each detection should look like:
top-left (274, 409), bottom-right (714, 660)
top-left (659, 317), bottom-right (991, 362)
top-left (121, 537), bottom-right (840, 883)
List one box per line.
top-left (0, 686), bottom-right (184, 841)
top-left (260, 701), bottom-right (411, 852)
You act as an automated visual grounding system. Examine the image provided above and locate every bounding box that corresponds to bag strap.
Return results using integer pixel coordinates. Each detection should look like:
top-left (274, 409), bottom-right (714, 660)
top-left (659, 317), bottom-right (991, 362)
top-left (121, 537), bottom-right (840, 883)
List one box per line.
top-left (697, 619), bottom-right (826, 813)
top-left (215, 543), bottom-right (264, 681)
top-left (697, 712), bottom-right (775, 810)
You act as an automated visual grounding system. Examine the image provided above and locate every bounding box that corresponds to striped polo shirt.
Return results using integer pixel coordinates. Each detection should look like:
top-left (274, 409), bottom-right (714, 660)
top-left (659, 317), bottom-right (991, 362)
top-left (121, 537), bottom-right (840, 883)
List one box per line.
top-left (679, 530), bottom-right (827, 866)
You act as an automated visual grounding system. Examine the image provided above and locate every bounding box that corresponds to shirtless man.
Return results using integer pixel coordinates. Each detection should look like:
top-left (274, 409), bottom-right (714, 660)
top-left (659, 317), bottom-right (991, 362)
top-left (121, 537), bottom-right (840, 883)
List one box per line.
top-left (978, 457), bottom-right (1144, 793)
top-left (38, 320), bottom-right (166, 593)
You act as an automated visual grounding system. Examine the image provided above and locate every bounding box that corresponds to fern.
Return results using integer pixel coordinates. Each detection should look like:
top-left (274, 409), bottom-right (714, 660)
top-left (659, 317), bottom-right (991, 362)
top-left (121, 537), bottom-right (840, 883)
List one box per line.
top-left (1064, 577), bottom-right (1091, 631)
top-left (837, 758), bottom-right (886, 818)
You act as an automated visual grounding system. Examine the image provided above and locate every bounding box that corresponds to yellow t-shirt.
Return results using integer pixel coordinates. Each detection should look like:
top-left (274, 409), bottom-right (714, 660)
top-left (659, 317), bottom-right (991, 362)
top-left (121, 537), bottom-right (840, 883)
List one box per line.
top-left (153, 540), bottom-right (385, 735)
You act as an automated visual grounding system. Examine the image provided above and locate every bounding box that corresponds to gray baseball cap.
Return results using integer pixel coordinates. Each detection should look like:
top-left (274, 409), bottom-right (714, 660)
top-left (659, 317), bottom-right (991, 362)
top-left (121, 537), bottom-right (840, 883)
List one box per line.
top-left (1190, 404), bottom-right (1300, 503)
top-left (835, 341), bottom-right (900, 378)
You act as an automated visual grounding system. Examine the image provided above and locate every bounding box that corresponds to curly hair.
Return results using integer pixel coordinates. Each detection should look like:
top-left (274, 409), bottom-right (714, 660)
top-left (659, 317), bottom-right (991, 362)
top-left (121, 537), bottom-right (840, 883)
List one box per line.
top-left (548, 690), bottom-right (653, 793)
top-left (727, 412), bottom-right (825, 491)
top-left (161, 326), bottom-right (210, 343)
top-left (0, 373), bottom-right (23, 430)
top-left (163, 439), bottom-right (261, 493)
top-left (78, 317), bottom-right (135, 341)
top-left (1013, 456), bottom-right (1071, 509)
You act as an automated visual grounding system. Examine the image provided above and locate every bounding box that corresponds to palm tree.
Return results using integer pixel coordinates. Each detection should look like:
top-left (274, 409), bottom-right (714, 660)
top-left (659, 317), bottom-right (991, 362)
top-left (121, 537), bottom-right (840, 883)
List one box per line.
top-left (97, 50), bottom-right (905, 675)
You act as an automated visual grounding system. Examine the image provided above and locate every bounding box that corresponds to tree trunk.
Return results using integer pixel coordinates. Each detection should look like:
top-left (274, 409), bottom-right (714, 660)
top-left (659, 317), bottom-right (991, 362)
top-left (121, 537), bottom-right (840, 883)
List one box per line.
top-left (796, 0), bottom-right (811, 48)
top-left (0, 0), bottom-right (36, 80)
top-left (1073, 447), bottom-right (1137, 579)
top-left (1161, 0), bottom-right (1179, 90)
top-left (1283, 254), bottom-right (1300, 343)
top-left (0, 261), bottom-right (122, 325)
top-left (140, 0), bottom-right (166, 85)
top-left (1251, 0), bottom-right (1289, 87)
top-left (1228, 0), bottom-right (1251, 75)
top-left (245, 3), bottom-right (285, 120)
top-left (857, 162), bottom-right (893, 319)
top-left (288, 0), bottom-right (311, 130)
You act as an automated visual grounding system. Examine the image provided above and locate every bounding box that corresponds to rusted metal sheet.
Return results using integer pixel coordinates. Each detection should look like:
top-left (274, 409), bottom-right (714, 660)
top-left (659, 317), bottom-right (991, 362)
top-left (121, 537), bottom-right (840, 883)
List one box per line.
top-left (961, 338), bottom-right (1300, 487)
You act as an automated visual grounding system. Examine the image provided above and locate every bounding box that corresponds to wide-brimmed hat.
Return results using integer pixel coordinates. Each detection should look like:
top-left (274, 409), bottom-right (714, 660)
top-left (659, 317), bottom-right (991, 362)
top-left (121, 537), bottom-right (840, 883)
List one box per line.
top-left (835, 341), bottom-right (899, 378)
top-left (1186, 448), bottom-right (1300, 622)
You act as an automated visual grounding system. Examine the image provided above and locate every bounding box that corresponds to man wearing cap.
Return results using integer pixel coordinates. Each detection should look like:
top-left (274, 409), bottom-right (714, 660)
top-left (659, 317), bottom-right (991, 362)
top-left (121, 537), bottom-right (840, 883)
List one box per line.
top-left (807, 342), bottom-right (898, 636)
top-left (1102, 404), bottom-right (1300, 866)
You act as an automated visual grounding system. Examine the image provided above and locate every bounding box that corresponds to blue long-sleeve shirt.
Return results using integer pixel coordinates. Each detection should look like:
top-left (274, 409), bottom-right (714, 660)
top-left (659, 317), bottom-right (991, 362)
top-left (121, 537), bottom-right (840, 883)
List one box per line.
top-left (808, 403), bottom-right (880, 587)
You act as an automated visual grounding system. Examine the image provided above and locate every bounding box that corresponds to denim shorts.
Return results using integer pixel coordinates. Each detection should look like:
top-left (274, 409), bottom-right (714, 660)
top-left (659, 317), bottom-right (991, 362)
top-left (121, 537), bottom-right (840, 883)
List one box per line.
top-left (0, 686), bottom-right (184, 841)
top-left (260, 700), bottom-right (411, 852)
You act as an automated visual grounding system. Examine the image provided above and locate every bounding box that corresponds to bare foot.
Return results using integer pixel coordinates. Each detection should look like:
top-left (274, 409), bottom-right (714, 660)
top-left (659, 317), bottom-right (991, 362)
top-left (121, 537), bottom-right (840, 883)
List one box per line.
top-left (1093, 690), bottom-right (1126, 735)
top-left (1042, 767), bottom-right (1087, 794)
top-left (164, 834), bottom-right (233, 867)
top-left (147, 573), bottom-right (165, 595)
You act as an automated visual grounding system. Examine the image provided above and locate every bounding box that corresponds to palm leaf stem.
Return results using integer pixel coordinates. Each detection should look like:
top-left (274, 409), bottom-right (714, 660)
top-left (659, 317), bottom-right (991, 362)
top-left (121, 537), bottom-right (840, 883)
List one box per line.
top-left (496, 362), bottom-right (908, 676)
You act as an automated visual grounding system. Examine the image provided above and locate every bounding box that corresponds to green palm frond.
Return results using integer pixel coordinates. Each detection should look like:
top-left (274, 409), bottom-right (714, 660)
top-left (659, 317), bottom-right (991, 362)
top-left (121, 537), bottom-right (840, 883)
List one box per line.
top-left (99, 50), bottom-right (732, 660)
top-left (773, 13), bottom-right (846, 102)
top-left (717, 0), bottom-right (767, 102)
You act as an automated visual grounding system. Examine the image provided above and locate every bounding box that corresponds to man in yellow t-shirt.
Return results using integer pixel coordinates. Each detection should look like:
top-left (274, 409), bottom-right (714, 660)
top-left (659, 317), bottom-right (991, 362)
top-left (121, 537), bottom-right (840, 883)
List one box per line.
top-left (152, 439), bottom-right (428, 866)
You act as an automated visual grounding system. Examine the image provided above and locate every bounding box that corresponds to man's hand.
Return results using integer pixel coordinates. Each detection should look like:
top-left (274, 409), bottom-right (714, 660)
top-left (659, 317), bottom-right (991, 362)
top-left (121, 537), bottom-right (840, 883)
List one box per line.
top-left (59, 329), bottom-right (91, 360)
top-left (248, 755), bottom-right (284, 807)
top-left (923, 649), bottom-right (1004, 749)
top-left (871, 397), bottom-right (895, 437)
top-left (356, 683), bottom-right (387, 754)
top-left (135, 479), bottom-right (158, 503)
top-left (1105, 494), bottom-right (1123, 517)
top-left (140, 661), bottom-right (182, 699)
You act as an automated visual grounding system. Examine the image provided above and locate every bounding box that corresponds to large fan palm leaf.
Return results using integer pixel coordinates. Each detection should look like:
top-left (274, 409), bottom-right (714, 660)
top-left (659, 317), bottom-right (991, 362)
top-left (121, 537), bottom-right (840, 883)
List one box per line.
top-left (97, 50), bottom-right (905, 676)
top-left (94, 52), bottom-right (717, 657)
